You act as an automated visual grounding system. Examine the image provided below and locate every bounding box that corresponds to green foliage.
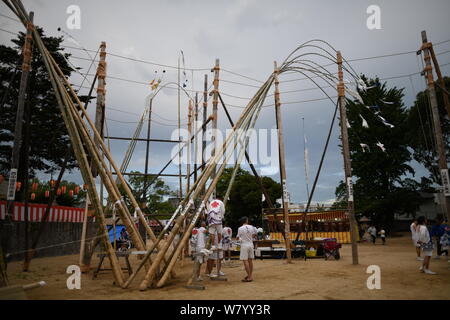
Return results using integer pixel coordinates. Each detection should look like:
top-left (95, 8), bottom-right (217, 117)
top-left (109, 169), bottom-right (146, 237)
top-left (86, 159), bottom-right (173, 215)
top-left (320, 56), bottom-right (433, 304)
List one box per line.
top-left (216, 167), bottom-right (281, 231)
top-left (0, 28), bottom-right (76, 178)
top-left (123, 171), bottom-right (176, 214)
top-left (334, 76), bottom-right (425, 228)
top-left (406, 77), bottom-right (450, 183)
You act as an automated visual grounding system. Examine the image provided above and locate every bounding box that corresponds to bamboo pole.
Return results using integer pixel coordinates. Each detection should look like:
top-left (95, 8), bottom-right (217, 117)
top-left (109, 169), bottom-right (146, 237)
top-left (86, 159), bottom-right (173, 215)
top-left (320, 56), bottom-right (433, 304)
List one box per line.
top-left (202, 75), bottom-right (208, 196)
top-left (156, 78), bottom-right (274, 288)
top-left (194, 93), bottom-right (199, 183)
top-left (337, 51), bottom-right (359, 265)
top-left (273, 61), bottom-right (292, 263)
top-left (210, 59), bottom-right (220, 197)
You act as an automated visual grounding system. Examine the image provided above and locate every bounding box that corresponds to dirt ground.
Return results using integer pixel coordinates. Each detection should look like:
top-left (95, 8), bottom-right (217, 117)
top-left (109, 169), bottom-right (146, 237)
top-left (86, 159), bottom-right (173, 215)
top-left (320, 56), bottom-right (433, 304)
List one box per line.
top-left (4, 233), bottom-right (450, 300)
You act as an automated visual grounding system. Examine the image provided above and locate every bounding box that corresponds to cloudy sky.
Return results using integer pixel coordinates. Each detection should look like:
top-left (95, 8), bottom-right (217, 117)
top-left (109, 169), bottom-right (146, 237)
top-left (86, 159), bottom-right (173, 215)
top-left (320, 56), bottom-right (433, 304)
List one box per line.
top-left (1, 0), bottom-right (450, 204)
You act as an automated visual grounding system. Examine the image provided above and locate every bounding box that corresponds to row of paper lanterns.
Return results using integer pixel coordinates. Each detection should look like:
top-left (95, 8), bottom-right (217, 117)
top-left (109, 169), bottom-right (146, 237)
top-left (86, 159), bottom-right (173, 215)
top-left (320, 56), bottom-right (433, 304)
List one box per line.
top-left (11, 179), bottom-right (88, 200)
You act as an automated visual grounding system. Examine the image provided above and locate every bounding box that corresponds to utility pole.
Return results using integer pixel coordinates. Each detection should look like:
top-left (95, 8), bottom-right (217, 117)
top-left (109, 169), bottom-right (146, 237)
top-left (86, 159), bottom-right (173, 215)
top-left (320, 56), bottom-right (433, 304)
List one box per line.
top-left (337, 51), bottom-right (359, 265)
top-left (273, 61), bottom-right (292, 263)
top-left (210, 59), bottom-right (220, 198)
top-left (194, 93), bottom-right (199, 183)
top-left (80, 41), bottom-right (106, 273)
top-left (186, 100), bottom-right (192, 193)
top-left (427, 39), bottom-right (450, 118)
top-left (420, 31), bottom-right (450, 223)
top-left (1, 12), bottom-right (34, 285)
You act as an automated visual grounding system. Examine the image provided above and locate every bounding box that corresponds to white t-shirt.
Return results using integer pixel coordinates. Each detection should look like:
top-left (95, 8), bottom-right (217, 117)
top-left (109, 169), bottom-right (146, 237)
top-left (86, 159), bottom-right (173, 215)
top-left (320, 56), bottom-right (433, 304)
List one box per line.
top-left (207, 199), bottom-right (225, 225)
top-left (194, 226), bottom-right (207, 249)
top-left (368, 226), bottom-right (377, 236)
top-left (257, 227), bottom-right (264, 234)
top-left (222, 226), bottom-right (232, 239)
top-left (237, 224), bottom-right (257, 246)
top-left (410, 222), bottom-right (418, 240)
top-left (379, 229), bottom-right (386, 237)
top-left (417, 225), bottom-right (430, 245)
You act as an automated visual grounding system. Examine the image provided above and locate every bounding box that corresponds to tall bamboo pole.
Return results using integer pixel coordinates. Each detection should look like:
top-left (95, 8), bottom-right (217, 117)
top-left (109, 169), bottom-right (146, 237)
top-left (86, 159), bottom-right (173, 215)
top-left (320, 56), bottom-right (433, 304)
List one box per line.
top-left (202, 74), bottom-right (208, 196)
top-left (178, 58), bottom-right (183, 200)
top-left (273, 61), bottom-right (292, 263)
top-left (210, 59), bottom-right (220, 197)
top-left (337, 51), bottom-right (358, 265)
top-left (194, 93), bottom-right (199, 183)
top-left (420, 31), bottom-right (450, 223)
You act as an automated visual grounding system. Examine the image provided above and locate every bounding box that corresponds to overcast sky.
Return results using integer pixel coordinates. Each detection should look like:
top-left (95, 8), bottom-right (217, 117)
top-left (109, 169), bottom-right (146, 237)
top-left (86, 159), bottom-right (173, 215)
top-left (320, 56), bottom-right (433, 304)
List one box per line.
top-left (1, 0), bottom-right (450, 204)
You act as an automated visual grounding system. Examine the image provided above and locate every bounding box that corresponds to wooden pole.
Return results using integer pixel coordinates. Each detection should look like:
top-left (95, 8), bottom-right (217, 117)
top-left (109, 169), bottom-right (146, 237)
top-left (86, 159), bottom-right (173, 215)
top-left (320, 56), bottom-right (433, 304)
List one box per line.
top-left (92, 41), bottom-right (106, 177)
top-left (143, 98), bottom-right (153, 202)
top-left (211, 59), bottom-right (220, 197)
top-left (194, 93), bottom-right (199, 183)
top-left (79, 195), bottom-right (89, 270)
top-left (178, 58), bottom-right (183, 201)
top-left (428, 42), bottom-right (450, 118)
top-left (273, 61), bottom-right (292, 263)
top-left (187, 100), bottom-right (193, 193)
top-left (337, 51), bottom-right (359, 265)
top-left (202, 75), bottom-right (208, 196)
top-left (420, 31), bottom-right (450, 223)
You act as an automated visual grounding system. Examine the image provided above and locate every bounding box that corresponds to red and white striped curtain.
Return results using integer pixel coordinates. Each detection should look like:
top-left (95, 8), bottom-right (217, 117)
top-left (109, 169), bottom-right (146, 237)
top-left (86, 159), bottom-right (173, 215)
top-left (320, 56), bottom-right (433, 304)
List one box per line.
top-left (0, 201), bottom-right (85, 223)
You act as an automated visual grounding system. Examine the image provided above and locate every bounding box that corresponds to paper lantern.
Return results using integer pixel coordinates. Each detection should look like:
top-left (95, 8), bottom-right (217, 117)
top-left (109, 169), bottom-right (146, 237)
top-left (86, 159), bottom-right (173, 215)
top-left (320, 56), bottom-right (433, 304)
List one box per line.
top-left (16, 182), bottom-right (21, 191)
top-left (50, 179), bottom-right (55, 188)
top-left (69, 190), bottom-right (74, 198)
top-left (56, 188), bottom-right (61, 196)
top-left (83, 184), bottom-right (88, 190)
top-left (30, 193), bottom-right (35, 200)
top-left (45, 190), bottom-right (50, 198)
top-left (74, 186), bottom-right (80, 194)
top-left (0, 175), bottom-right (4, 184)
top-left (32, 182), bottom-right (38, 192)
top-left (61, 186), bottom-right (66, 194)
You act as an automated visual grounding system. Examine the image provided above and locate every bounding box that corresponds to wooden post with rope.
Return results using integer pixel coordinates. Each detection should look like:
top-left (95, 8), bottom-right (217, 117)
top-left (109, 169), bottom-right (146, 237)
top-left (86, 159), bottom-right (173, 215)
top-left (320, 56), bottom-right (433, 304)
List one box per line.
top-left (337, 51), bottom-right (359, 265)
top-left (273, 61), bottom-right (292, 263)
top-left (419, 31), bottom-right (450, 223)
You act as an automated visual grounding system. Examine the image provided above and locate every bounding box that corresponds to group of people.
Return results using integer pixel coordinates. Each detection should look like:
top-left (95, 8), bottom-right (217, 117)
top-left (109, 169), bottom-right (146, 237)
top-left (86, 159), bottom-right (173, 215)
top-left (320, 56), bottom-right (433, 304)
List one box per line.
top-left (190, 195), bottom-right (259, 283)
top-left (366, 225), bottom-right (386, 245)
top-left (410, 215), bottom-right (449, 275)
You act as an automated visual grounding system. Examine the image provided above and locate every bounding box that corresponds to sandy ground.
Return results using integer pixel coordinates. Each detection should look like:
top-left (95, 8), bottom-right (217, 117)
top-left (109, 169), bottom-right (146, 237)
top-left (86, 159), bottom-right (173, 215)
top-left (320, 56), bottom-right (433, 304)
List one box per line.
top-left (3, 233), bottom-right (450, 300)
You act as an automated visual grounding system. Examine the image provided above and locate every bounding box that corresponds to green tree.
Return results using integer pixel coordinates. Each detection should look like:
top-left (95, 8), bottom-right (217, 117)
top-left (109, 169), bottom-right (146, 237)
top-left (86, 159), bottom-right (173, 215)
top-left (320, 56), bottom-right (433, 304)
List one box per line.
top-left (123, 171), bottom-right (176, 215)
top-left (406, 77), bottom-right (450, 183)
top-left (216, 167), bottom-right (281, 231)
top-left (0, 28), bottom-right (77, 180)
top-left (334, 76), bottom-right (425, 228)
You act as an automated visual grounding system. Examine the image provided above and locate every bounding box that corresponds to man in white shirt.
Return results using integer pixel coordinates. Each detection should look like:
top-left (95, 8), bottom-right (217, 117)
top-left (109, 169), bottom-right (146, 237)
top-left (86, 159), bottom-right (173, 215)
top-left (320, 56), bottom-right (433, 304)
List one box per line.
top-left (237, 216), bottom-right (257, 282)
top-left (207, 195), bottom-right (225, 250)
top-left (367, 225), bottom-right (377, 245)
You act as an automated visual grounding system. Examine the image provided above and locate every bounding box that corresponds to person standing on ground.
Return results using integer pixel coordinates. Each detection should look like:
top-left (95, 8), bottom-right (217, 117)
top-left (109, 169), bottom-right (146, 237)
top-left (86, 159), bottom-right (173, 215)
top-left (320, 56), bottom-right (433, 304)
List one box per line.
top-left (207, 195), bottom-right (225, 250)
top-left (431, 215), bottom-right (446, 260)
top-left (205, 235), bottom-right (225, 278)
top-left (190, 221), bottom-right (208, 281)
top-left (379, 228), bottom-right (386, 245)
top-left (411, 219), bottom-right (422, 261)
top-left (222, 222), bottom-right (232, 262)
top-left (237, 216), bottom-right (257, 282)
top-left (367, 225), bottom-right (377, 245)
top-left (417, 216), bottom-right (437, 275)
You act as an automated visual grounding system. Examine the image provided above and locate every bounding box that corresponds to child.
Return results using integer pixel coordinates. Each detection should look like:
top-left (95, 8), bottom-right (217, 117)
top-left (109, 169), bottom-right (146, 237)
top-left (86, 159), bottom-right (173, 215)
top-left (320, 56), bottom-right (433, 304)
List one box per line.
top-left (379, 228), bottom-right (386, 245)
top-left (416, 216), bottom-right (436, 275)
top-left (222, 222), bottom-right (233, 261)
top-left (207, 195), bottom-right (225, 250)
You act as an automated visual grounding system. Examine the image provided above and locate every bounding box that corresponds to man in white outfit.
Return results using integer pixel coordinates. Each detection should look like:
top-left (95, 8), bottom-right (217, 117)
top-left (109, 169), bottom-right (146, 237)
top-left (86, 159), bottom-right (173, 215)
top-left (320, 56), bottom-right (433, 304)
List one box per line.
top-left (207, 195), bottom-right (225, 250)
top-left (237, 216), bottom-right (257, 282)
top-left (416, 216), bottom-right (436, 275)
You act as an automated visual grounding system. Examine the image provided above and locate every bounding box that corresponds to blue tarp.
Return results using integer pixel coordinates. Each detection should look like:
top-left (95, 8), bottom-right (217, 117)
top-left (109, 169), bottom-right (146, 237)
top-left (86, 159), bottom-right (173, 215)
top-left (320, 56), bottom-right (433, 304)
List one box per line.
top-left (107, 225), bottom-right (125, 243)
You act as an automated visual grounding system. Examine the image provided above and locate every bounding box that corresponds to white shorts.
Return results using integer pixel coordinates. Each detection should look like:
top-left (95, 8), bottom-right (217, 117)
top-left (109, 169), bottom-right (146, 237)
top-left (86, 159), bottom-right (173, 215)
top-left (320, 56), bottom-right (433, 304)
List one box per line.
top-left (240, 243), bottom-right (254, 260)
top-left (222, 242), bottom-right (231, 251)
top-left (412, 238), bottom-right (420, 247)
top-left (209, 249), bottom-right (223, 260)
top-left (422, 249), bottom-right (433, 257)
top-left (209, 223), bottom-right (223, 235)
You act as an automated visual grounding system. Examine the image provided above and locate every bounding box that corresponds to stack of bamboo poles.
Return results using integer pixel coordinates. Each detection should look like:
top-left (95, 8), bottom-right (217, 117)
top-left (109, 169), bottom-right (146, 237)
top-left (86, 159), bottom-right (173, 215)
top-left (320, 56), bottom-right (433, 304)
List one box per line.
top-left (7, 0), bottom-right (358, 290)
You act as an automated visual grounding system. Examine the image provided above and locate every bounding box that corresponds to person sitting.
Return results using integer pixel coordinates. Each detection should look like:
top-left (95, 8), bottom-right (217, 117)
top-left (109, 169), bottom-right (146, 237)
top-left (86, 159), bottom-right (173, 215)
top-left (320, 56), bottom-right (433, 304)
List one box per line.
top-left (118, 227), bottom-right (131, 251)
